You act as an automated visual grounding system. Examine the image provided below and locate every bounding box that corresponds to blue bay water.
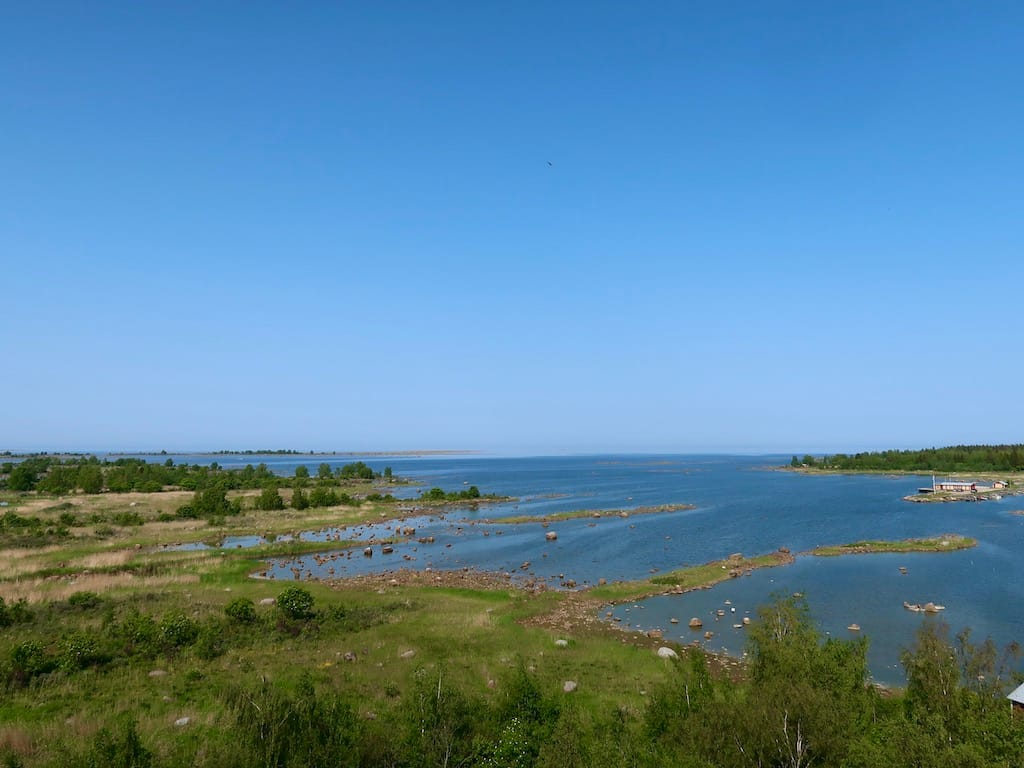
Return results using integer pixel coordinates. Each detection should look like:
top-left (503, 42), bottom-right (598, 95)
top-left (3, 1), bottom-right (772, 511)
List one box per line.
top-left (143, 453), bottom-right (1024, 685)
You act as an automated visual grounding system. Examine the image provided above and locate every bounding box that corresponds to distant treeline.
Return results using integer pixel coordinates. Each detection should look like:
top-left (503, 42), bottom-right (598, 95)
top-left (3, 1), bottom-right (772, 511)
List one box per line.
top-left (0, 456), bottom-right (391, 495)
top-left (792, 444), bottom-right (1024, 472)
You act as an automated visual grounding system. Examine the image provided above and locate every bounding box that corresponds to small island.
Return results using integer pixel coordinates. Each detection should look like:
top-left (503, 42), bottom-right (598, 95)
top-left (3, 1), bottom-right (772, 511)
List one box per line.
top-left (486, 502), bottom-right (695, 525)
top-left (806, 534), bottom-right (976, 557)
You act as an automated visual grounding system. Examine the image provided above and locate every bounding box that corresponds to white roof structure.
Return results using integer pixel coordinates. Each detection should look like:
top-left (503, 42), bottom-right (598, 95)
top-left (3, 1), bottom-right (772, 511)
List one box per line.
top-left (1008, 682), bottom-right (1024, 705)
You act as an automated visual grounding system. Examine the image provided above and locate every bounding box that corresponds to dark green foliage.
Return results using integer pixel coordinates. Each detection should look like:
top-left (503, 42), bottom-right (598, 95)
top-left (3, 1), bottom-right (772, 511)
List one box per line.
top-left (0, 510), bottom-right (71, 547)
top-left (317, 462), bottom-right (333, 480)
top-left (9, 640), bottom-right (49, 684)
top-left (535, 705), bottom-right (591, 768)
top-left (403, 665), bottom-right (480, 768)
top-left (0, 597), bottom-right (33, 627)
top-left (290, 488), bottom-right (309, 510)
top-left (79, 717), bottom-right (152, 768)
top-left (194, 619), bottom-right (227, 661)
top-left (277, 586), bottom-right (314, 621)
top-left (801, 443), bottom-right (1024, 472)
top-left (336, 461), bottom-right (375, 480)
top-left (643, 648), bottom-right (716, 743)
top-left (307, 485), bottom-right (339, 508)
top-left (111, 511), bottom-right (145, 527)
top-left (225, 597), bottom-right (257, 624)
top-left (36, 465), bottom-right (78, 494)
top-left (421, 485), bottom-right (485, 502)
top-left (76, 464), bottom-right (104, 494)
top-left (67, 591), bottom-right (103, 610)
top-left (226, 674), bottom-right (359, 768)
top-left (383, 466), bottom-right (393, 480)
top-left (3, 454), bottom-right (303, 496)
top-left (482, 663), bottom-right (562, 767)
top-left (113, 609), bottom-right (160, 657)
top-left (177, 485), bottom-right (236, 520)
top-left (6, 464), bottom-right (37, 491)
top-left (58, 631), bottom-right (107, 670)
top-left (159, 612), bottom-right (199, 648)
top-left (294, 464), bottom-right (309, 479)
top-left (253, 484), bottom-right (285, 511)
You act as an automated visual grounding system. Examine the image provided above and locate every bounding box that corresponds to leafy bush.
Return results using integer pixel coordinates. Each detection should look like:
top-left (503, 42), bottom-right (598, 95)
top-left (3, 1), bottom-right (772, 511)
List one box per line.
top-left (0, 597), bottom-right (32, 627)
top-left (67, 591), bottom-right (103, 610)
top-left (308, 486), bottom-right (339, 508)
top-left (277, 586), bottom-right (315, 621)
top-left (112, 511), bottom-right (145, 527)
top-left (337, 461), bottom-right (375, 480)
top-left (9, 640), bottom-right (48, 684)
top-left (194, 620), bottom-right (227, 660)
top-left (115, 609), bottom-right (159, 657)
top-left (225, 597), bottom-right (257, 624)
top-left (159, 612), bottom-right (199, 648)
top-left (82, 718), bottom-right (153, 768)
top-left (253, 486), bottom-right (285, 511)
top-left (59, 631), bottom-right (105, 671)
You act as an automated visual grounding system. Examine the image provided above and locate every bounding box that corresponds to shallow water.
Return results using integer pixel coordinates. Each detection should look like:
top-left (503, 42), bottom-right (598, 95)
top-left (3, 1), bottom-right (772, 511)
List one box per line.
top-left (144, 453), bottom-right (1024, 685)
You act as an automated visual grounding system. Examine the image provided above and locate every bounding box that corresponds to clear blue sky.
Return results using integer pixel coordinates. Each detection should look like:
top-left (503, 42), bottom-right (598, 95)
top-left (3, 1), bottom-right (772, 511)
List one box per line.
top-left (3, 2), bottom-right (1022, 455)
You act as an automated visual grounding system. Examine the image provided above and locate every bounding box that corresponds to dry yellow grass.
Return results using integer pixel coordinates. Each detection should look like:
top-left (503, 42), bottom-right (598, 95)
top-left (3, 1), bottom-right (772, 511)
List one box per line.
top-left (0, 544), bottom-right (64, 561)
top-left (5, 572), bottom-right (202, 603)
top-left (0, 726), bottom-right (34, 759)
top-left (76, 550), bottom-right (136, 569)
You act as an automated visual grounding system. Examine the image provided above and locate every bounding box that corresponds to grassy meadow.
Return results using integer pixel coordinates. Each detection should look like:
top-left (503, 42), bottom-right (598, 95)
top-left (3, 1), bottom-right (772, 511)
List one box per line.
top-left (1, 475), bottom-right (1022, 767)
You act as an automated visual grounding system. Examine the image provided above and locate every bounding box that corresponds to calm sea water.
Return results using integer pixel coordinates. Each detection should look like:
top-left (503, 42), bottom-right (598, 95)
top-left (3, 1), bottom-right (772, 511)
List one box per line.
top-left (143, 453), bottom-right (1024, 686)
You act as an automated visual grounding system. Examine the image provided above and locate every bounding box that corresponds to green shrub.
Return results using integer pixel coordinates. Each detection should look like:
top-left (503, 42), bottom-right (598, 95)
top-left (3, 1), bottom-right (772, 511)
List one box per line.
top-left (0, 597), bottom-right (32, 626)
top-left (277, 586), bottom-right (315, 621)
top-left (67, 591), bottom-right (103, 610)
top-left (59, 631), bottom-right (105, 671)
top-left (9, 640), bottom-right (48, 684)
top-left (308, 486), bottom-right (339, 508)
top-left (253, 486), bottom-right (285, 511)
top-left (225, 597), bottom-right (256, 624)
top-left (111, 511), bottom-right (144, 527)
top-left (115, 609), bottom-right (159, 657)
top-left (83, 717), bottom-right (153, 768)
top-left (194, 621), bottom-right (227, 661)
top-left (159, 612), bottom-right (199, 648)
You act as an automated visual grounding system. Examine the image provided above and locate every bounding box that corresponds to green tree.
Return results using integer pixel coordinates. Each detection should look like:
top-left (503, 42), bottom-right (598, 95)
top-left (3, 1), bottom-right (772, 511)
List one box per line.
top-left (291, 488), bottom-right (309, 510)
top-left (178, 485), bottom-right (233, 519)
top-left (225, 597), bottom-right (256, 624)
top-left (317, 462), bottom-right (333, 480)
top-left (6, 465), bottom-right (36, 491)
top-left (739, 595), bottom-right (873, 768)
top-left (308, 486), bottom-right (339, 508)
top-left (253, 485), bottom-right (285, 511)
top-left (37, 465), bottom-right (78, 494)
top-left (277, 585), bottom-right (315, 621)
top-left (77, 464), bottom-right (104, 494)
